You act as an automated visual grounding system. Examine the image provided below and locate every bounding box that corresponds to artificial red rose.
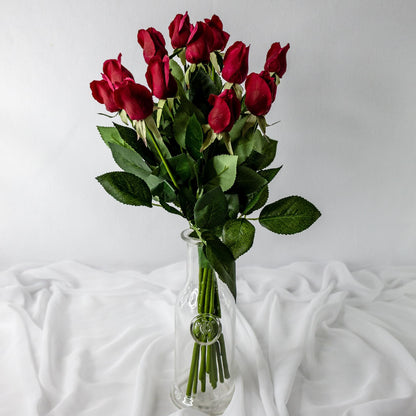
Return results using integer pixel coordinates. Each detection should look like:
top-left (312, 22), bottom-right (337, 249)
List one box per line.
top-left (146, 55), bottom-right (177, 99)
top-left (168, 12), bottom-right (191, 49)
top-left (90, 78), bottom-right (119, 112)
top-left (221, 41), bottom-right (250, 84)
top-left (204, 14), bottom-right (229, 51)
top-left (90, 54), bottom-right (134, 112)
top-left (245, 71), bottom-right (277, 116)
top-left (264, 42), bottom-right (290, 78)
top-left (185, 21), bottom-right (213, 64)
top-left (114, 80), bottom-right (154, 121)
top-left (137, 27), bottom-right (168, 64)
top-left (208, 89), bottom-right (241, 133)
top-left (102, 54), bottom-right (134, 85)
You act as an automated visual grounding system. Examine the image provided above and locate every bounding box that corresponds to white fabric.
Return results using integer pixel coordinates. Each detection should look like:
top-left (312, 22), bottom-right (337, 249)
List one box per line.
top-left (1, 261), bottom-right (415, 416)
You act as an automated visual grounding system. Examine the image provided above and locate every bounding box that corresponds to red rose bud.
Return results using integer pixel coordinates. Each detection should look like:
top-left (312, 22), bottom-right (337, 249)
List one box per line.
top-left (90, 54), bottom-right (134, 112)
top-left (102, 53), bottom-right (134, 85)
top-left (264, 42), bottom-right (290, 78)
top-left (137, 27), bottom-right (168, 64)
top-left (90, 78), bottom-right (119, 112)
top-left (208, 89), bottom-right (241, 133)
top-left (114, 80), bottom-right (154, 121)
top-left (204, 14), bottom-right (229, 51)
top-left (222, 41), bottom-right (250, 84)
top-left (146, 55), bottom-right (177, 99)
top-left (168, 12), bottom-right (191, 49)
top-left (185, 21), bottom-right (213, 64)
top-left (245, 71), bottom-right (277, 116)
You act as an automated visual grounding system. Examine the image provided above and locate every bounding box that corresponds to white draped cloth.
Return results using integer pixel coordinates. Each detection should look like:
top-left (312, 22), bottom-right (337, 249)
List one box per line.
top-left (1, 261), bottom-right (415, 416)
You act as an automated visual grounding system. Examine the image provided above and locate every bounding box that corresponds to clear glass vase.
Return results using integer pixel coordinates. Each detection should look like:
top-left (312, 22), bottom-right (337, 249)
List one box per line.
top-left (171, 229), bottom-right (236, 415)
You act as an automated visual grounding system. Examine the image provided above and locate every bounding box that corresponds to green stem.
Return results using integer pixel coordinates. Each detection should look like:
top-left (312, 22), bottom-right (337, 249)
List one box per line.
top-left (219, 334), bottom-right (230, 379)
top-left (186, 343), bottom-right (200, 397)
top-left (169, 48), bottom-right (183, 59)
top-left (216, 342), bottom-right (224, 383)
top-left (146, 128), bottom-right (179, 189)
top-left (193, 345), bottom-right (200, 394)
top-left (209, 341), bottom-right (218, 388)
top-left (198, 268), bottom-right (208, 312)
top-left (199, 345), bottom-right (206, 392)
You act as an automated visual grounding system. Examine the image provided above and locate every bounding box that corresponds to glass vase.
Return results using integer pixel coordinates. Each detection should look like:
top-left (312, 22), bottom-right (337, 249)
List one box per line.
top-left (171, 229), bottom-right (236, 415)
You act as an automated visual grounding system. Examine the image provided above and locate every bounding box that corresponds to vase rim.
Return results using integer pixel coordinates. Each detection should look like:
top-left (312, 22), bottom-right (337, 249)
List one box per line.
top-left (181, 229), bottom-right (202, 245)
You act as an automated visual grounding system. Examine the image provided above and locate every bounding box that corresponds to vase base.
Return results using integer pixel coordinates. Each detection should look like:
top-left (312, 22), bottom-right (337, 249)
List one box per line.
top-left (170, 382), bottom-right (235, 415)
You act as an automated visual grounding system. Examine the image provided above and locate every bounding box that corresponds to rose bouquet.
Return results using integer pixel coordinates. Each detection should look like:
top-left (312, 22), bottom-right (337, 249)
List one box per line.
top-left (90, 12), bottom-right (320, 411)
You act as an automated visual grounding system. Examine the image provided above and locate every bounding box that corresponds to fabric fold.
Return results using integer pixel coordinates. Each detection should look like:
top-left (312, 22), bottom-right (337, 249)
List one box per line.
top-left (0, 261), bottom-right (415, 416)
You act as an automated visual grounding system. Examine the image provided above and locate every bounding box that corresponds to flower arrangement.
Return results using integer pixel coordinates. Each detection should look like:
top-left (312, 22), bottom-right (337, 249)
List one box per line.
top-left (90, 12), bottom-right (320, 402)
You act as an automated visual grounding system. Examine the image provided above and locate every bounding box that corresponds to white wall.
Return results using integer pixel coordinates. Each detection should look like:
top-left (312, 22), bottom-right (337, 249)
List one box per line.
top-left (1, 0), bottom-right (415, 271)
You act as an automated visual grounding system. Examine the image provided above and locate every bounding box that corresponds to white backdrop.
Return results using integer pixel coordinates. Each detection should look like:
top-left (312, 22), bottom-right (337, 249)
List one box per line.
top-left (1, 0), bottom-right (415, 271)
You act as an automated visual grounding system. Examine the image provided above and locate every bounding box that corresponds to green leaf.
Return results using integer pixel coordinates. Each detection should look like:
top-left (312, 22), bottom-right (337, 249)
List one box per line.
top-left (169, 59), bottom-right (184, 85)
top-left (229, 116), bottom-right (248, 142)
top-left (194, 187), bottom-right (228, 229)
top-left (164, 154), bottom-right (195, 183)
top-left (245, 134), bottom-right (277, 171)
top-left (223, 219), bottom-right (255, 259)
top-left (185, 114), bottom-right (203, 160)
top-left (204, 238), bottom-right (236, 299)
top-left (146, 126), bottom-right (171, 161)
top-left (152, 180), bottom-right (176, 202)
top-left (178, 188), bottom-right (197, 221)
top-left (232, 166), bottom-right (268, 194)
top-left (225, 194), bottom-right (240, 219)
top-left (243, 185), bottom-right (269, 215)
top-left (173, 111), bottom-right (189, 148)
top-left (258, 167), bottom-right (282, 183)
top-left (114, 123), bottom-right (157, 166)
top-left (109, 143), bottom-right (151, 179)
top-left (234, 128), bottom-right (256, 164)
top-left (97, 126), bottom-right (134, 150)
top-left (259, 196), bottom-right (321, 234)
top-left (188, 67), bottom-right (220, 116)
top-left (96, 172), bottom-right (152, 207)
top-left (205, 154), bottom-right (238, 192)
top-left (159, 199), bottom-right (183, 217)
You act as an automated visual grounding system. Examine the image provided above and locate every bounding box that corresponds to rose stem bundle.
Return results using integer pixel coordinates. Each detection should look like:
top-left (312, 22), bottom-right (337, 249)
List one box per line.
top-left (185, 265), bottom-right (230, 396)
